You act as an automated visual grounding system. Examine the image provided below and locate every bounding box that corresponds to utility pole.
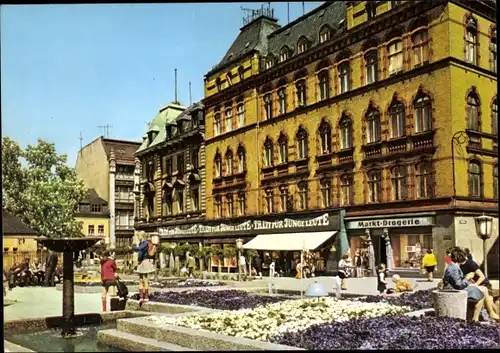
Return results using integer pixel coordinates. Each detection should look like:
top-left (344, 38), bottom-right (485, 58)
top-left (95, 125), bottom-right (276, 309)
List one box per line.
top-left (287, 2), bottom-right (290, 23)
top-left (302, 2), bottom-right (305, 15)
top-left (174, 69), bottom-right (178, 104)
top-left (79, 132), bottom-right (83, 151)
top-left (189, 81), bottom-right (192, 105)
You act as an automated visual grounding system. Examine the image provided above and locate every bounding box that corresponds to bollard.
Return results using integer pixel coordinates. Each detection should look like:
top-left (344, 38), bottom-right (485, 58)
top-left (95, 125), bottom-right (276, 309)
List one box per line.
top-left (431, 289), bottom-right (467, 320)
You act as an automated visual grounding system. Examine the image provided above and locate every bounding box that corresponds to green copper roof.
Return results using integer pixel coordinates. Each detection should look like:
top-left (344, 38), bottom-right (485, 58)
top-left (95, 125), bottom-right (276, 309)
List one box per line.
top-left (136, 102), bottom-right (186, 154)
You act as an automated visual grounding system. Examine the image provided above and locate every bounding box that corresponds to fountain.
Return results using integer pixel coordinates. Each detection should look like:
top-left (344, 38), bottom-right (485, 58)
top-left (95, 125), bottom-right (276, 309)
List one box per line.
top-left (37, 236), bottom-right (104, 337)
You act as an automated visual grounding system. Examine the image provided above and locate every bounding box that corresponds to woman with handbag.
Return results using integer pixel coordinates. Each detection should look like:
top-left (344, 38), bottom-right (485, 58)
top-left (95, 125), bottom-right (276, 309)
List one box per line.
top-left (421, 249), bottom-right (437, 282)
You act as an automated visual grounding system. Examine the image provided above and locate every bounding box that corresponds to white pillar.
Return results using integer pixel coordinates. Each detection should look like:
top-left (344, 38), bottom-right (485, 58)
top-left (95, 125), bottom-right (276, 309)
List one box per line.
top-left (384, 228), bottom-right (394, 271)
top-left (366, 229), bottom-right (376, 276)
top-left (109, 151), bottom-right (116, 249)
top-left (159, 252), bottom-right (167, 269)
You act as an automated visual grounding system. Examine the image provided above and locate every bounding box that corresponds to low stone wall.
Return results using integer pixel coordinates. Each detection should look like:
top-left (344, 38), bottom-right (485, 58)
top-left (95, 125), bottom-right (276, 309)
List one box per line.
top-left (125, 299), bottom-right (219, 315)
top-left (55, 283), bottom-right (228, 294)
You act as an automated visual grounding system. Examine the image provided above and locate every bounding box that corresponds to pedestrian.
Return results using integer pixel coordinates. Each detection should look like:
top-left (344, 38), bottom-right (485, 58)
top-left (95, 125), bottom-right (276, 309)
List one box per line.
top-left (391, 274), bottom-right (414, 293)
top-left (253, 255), bottom-right (262, 279)
top-left (29, 258), bottom-right (45, 285)
top-left (130, 232), bottom-right (156, 303)
top-left (7, 263), bottom-right (21, 289)
top-left (421, 249), bottom-right (438, 282)
top-left (464, 248), bottom-right (473, 262)
top-left (338, 255), bottom-right (350, 290)
top-left (100, 251), bottom-right (117, 312)
top-left (444, 248), bottom-right (452, 271)
top-left (377, 263), bottom-right (388, 295)
top-left (186, 252), bottom-right (196, 278)
top-left (354, 249), bottom-right (363, 278)
top-left (44, 251), bottom-right (58, 287)
top-left (239, 253), bottom-right (247, 276)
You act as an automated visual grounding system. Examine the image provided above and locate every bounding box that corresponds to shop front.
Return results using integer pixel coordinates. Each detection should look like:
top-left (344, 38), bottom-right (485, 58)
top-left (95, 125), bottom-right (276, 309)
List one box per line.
top-left (345, 213), bottom-right (436, 274)
top-left (156, 211), bottom-right (342, 276)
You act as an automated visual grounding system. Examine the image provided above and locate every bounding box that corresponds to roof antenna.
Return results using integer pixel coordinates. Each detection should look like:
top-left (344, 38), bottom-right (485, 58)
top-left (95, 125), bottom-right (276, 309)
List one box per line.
top-left (302, 2), bottom-right (305, 15)
top-left (287, 2), bottom-right (290, 23)
top-left (189, 81), bottom-right (192, 105)
top-left (79, 132), bottom-right (83, 151)
top-left (174, 68), bottom-right (178, 104)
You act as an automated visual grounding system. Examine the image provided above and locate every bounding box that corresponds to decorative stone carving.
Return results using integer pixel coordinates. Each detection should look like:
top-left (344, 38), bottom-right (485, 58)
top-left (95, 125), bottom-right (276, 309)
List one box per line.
top-left (432, 289), bottom-right (467, 321)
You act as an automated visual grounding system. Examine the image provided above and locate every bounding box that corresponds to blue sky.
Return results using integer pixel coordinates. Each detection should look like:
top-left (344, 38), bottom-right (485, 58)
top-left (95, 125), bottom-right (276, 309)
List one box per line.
top-left (1, 2), bottom-right (323, 167)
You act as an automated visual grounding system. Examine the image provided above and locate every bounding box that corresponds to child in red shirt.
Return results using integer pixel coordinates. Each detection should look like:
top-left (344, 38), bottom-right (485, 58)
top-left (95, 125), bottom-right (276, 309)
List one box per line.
top-left (100, 251), bottom-right (117, 312)
top-left (444, 249), bottom-right (452, 271)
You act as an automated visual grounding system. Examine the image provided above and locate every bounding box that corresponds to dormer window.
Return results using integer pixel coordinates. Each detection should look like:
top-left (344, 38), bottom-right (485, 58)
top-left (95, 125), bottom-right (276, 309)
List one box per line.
top-left (265, 59), bottom-right (273, 69)
top-left (319, 25), bottom-right (331, 43)
top-left (279, 47), bottom-right (290, 62)
top-left (297, 37), bottom-right (308, 54)
top-left (238, 66), bottom-right (244, 80)
top-left (226, 73), bottom-right (232, 86)
top-left (367, 2), bottom-right (377, 20)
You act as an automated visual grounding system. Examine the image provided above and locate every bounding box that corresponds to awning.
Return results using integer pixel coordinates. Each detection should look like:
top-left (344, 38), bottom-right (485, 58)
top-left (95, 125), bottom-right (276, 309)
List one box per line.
top-left (242, 231), bottom-right (337, 251)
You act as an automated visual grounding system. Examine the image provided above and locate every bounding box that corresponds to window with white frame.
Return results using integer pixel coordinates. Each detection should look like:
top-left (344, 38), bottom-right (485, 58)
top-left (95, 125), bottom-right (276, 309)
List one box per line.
top-left (319, 26), bottom-right (331, 43)
top-left (391, 165), bottom-right (407, 200)
top-left (320, 178), bottom-right (332, 208)
top-left (338, 62), bottom-right (350, 93)
top-left (467, 92), bottom-right (481, 131)
top-left (297, 38), bottom-right (308, 54)
top-left (412, 29), bottom-right (429, 66)
top-left (237, 104), bottom-right (245, 128)
top-left (465, 18), bottom-right (478, 65)
top-left (298, 181), bottom-right (308, 210)
top-left (368, 170), bottom-right (382, 203)
top-left (265, 188), bottom-right (274, 213)
top-left (279, 185), bottom-right (289, 212)
top-left (388, 39), bottom-right (403, 74)
top-left (296, 127), bottom-right (308, 159)
top-left (339, 114), bottom-right (353, 150)
top-left (264, 139), bottom-right (273, 167)
top-left (389, 101), bottom-right (406, 138)
top-left (214, 113), bottom-right (221, 136)
top-left (296, 80), bottom-right (307, 107)
top-left (365, 51), bottom-right (378, 84)
top-left (366, 109), bottom-right (381, 143)
top-left (340, 174), bottom-right (353, 206)
top-left (238, 192), bottom-right (246, 216)
top-left (278, 134), bottom-right (288, 164)
top-left (237, 146), bottom-right (246, 172)
top-left (225, 107), bottom-right (233, 132)
top-left (468, 160), bottom-right (482, 197)
top-left (318, 70), bottom-right (330, 101)
top-left (279, 47), bottom-right (289, 62)
top-left (319, 120), bottom-right (332, 154)
top-left (416, 162), bottom-right (434, 198)
top-left (225, 150), bottom-right (233, 175)
top-left (265, 59), bottom-right (273, 69)
top-left (414, 94), bottom-right (432, 133)
top-left (264, 93), bottom-right (273, 120)
top-left (278, 87), bottom-right (287, 115)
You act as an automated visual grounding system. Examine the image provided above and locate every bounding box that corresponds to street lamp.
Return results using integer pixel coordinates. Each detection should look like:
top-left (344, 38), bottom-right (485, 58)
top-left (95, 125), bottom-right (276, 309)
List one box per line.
top-left (474, 214), bottom-right (493, 277)
top-left (451, 131), bottom-right (468, 204)
top-left (236, 238), bottom-right (243, 281)
top-left (151, 234), bottom-right (160, 281)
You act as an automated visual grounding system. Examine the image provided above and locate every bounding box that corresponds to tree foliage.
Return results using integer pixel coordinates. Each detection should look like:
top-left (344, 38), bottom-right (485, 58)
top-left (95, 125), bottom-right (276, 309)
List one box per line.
top-left (2, 137), bottom-right (87, 237)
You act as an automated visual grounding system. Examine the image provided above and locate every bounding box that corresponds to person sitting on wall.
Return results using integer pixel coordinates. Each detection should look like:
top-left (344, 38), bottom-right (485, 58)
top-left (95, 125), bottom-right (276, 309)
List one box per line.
top-left (464, 248), bottom-right (474, 262)
top-left (391, 274), bottom-right (414, 293)
top-left (18, 258), bottom-right (33, 287)
top-left (29, 258), bottom-right (45, 285)
top-left (7, 263), bottom-right (21, 289)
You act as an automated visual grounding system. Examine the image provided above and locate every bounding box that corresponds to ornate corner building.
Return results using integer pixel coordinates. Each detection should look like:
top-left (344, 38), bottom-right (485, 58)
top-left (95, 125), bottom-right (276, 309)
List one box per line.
top-left (134, 102), bottom-right (206, 235)
top-left (75, 137), bottom-right (140, 248)
top-left (200, 1), bottom-right (498, 275)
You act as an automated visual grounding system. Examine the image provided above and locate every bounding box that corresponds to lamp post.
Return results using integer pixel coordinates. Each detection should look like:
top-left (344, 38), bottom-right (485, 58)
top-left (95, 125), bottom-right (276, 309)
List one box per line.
top-left (236, 238), bottom-right (243, 281)
top-left (151, 234), bottom-right (160, 281)
top-left (451, 131), bottom-right (468, 204)
top-left (474, 214), bottom-right (493, 278)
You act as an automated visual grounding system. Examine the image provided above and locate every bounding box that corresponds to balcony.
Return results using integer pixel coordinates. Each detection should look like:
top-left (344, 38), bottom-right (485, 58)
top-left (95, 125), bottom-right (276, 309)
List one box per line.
top-left (116, 225), bottom-right (134, 231)
top-left (115, 198), bottom-right (134, 203)
top-left (116, 174), bottom-right (134, 181)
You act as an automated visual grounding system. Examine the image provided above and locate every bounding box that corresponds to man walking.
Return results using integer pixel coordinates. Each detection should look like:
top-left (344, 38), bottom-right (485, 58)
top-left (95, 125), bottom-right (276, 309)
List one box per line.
top-left (44, 250), bottom-right (58, 287)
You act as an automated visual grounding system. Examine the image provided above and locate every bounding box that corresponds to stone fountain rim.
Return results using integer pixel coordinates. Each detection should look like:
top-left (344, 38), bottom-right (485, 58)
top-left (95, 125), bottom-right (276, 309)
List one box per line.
top-left (38, 236), bottom-right (105, 252)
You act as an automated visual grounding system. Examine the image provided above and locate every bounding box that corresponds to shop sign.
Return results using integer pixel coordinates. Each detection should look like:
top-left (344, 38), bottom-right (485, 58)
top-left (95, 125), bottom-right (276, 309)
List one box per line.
top-left (346, 216), bottom-right (435, 230)
top-left (158, 213), bottom-right (331, 236)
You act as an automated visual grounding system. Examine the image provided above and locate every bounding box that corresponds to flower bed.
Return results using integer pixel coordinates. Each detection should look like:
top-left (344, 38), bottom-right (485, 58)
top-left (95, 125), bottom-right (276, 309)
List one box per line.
top-left (130, 289), bottom-right (292, 310)
top-left (148, 297), bottom-right (411, 341)
top-left (271, 315), bottom-right (500, 350)
top-left (73, 279), bottom-right (225, 288)
top-left (356, 288), bottom-right (435, 310)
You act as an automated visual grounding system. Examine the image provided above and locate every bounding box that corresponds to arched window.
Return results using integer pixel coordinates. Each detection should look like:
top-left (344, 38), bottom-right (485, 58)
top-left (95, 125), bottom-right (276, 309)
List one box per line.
top-left (339, 114), bottom-right (353, 149)
top-left (176, 187), bottom-right (184, 214)
top-left (163, 188), bottom-right (173, 215)
top-left (320, 178), bottom-right (332, 208)
top-left (296, 127), bottom-right (308, 159)
top-left (368, 170), bottom-right (382, 203)
top-left (264, 93), bottom-right (273, 120)
top-left (391, 165), bottom-right (407, 200)
top-left (265, 188), bottom-right (274, 213)
top-left (340, 174), bottom-right (353, 206)
top-left (237, 103), bottom-right (245, 128)
top-left (264, 138), bottom-right (274, 167)
top-left (226, 193), bottom-right (234, 218)
top-left (366, 108), bottom-right (381, 143)
top-left (467, 91), bottom-right (481, 131)
top-left (214, 195), bottom-right (222, 218)
top-left (238, 66), bottom-right (244, 81)
top-left (319, 120), bottom-right (332, 154)
top-left (298, 181), bottom-right (308, 210)
top-left (491, 28), bottom-right (497, 73)
top-left (277, 87), bottom-right (287, 115)
top-left (238, 192), bottom-right (246, 216)
top-left (389, 100), bottom-right (406, 138)
top-left (318, 70), bottom-right (330, 101)
top-left (492, 97), bottom-right (497, 136)
top-left (387, 38), bottom-right (403, 74)
top-left (225, 107), bottom-right (233, 133)
top-left (414, 94), bottom-right (432, 133)
top-left (225, 149), bottom-right (233, 175)
top-left (365, 50), bottom-right (378, 84)
top-left (468, 160), bottom-right (482, 197)
top-left (214, 152), bottom-right (222, 178)
top-left (279, 46), bottom-right (290, 62)
top-left (494, 164), bottom-right (498, 199)
top-left (465, 17), bottom-right (478, 65)
top-left (416, 162), bottom-right (434, 198)
top-left (319, 25), bottom-right (331, 43)
top-left (265, 57), bottom-right (274, 70)
top-left (297, 37), bottom-right (308, 54)
top-left (279, 185), bottom-right (289, 212)
top-left (412, 29), bottom-right (429, 66)
top-left (338, 62), bottom-right (350, 93)
top-left (296, 80), bottom-right (307, 106)
top-left (237, 145), bottom-right (246, 173)
top-left (278, 133), bottom-right (288, 164)
top-left (214, 113), bottom-right (221, 136)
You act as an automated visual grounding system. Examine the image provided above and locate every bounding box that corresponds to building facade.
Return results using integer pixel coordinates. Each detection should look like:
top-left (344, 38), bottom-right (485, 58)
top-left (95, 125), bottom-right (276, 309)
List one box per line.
top-left (75, 137), bottom-right (140, 248)
top-left (201, 1), bottom-right (497, 276)
top-left (75, 188), bottom-right (110, 240)
top-left (134, 102), bottom-right (207, 238)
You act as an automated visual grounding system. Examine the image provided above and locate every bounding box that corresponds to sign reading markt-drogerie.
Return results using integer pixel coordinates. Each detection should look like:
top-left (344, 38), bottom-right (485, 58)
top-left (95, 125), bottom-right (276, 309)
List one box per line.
top-left (346, 217), bottom-right (436, 230)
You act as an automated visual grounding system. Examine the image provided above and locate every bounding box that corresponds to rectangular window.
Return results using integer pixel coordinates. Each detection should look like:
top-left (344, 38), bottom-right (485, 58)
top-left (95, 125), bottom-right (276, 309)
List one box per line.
top-left (177, 154), bottom-right (184, 174)
top-left (237, 104), bottom-right (245, 128)
top-left (318, 72), bottom-right (329, 101)
top-left (225, 108), bottom-right (233, 133)
top-left (338, 63), bottom-right (350, 93)
top-left (264, 94), bottom-right (273, 120)
top-left (98, 225), bottom-right (104, 235)
top-left (88, 225), bottom-right (95, 236)
top-left (278, 88), bottom-right (287, 115)
top-left (365, 52), bottom-right (378, 84)
top-left (215, 196), bottom-right (222, 218)
top-left (368, 171), bottom-right (382, 203)
top-left (298, 183), bottom-right (308, 210)
top-left (91, 205), bottom-right (102, 213)
top-left (321, 179), bottom-right (332, 208)
top-left (340, 176), bottom-right (353, 206)
top-left (265, 189), bottom-right (274, 213)
top-left (388, 40), bottom-right (403, 74)
top-left (296, 81), bottom-right (307, 107)
top-left (412, 30), bottom-right (429, 66)
top-left (238, 193), bottom-right (246, 216)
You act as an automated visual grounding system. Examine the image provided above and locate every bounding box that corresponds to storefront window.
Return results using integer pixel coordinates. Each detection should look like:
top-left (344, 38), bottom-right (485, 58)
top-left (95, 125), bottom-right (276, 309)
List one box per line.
top-left (391, 232), bottom-right (432, 268)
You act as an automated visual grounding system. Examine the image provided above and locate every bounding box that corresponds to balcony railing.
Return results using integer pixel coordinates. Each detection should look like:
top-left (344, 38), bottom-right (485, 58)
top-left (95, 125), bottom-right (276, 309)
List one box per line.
top-left (116, 174), bottom-right (134, 181)
top-left (116, 225), bottom-right (134, 230)
top-left (115, 198), bottom-right (134, 203)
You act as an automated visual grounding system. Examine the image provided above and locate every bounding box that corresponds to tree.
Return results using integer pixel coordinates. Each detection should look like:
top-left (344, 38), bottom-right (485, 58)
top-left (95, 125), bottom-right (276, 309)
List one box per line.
top-left (2, 137), bottom-right (87, 238)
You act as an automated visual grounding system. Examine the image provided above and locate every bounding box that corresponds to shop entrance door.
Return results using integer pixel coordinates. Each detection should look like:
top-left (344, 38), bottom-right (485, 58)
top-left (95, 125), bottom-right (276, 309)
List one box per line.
top-left (372, 235), bottom-right (387, 267)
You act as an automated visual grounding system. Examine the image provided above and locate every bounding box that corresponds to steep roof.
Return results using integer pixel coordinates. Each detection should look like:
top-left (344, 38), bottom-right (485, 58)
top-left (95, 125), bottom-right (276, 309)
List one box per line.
top-left (2, 209), bottom-right (38, 236)
top-left (136, 102), bottom-right (186, 154)
top-left (79, 189), bottom-right (108, 206)
top-left (267, 1), bottom-right (347, 57)
top-left (207, 15), bottom-right (281, 76)
top-left (102, 138), bottom-right (141, 165)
